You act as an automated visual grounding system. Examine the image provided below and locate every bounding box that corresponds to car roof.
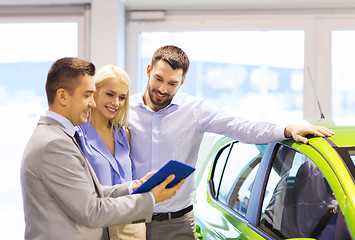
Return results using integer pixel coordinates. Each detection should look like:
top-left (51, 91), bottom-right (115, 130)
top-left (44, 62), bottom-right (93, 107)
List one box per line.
top-left (326, 126), bottom-right (355, 147)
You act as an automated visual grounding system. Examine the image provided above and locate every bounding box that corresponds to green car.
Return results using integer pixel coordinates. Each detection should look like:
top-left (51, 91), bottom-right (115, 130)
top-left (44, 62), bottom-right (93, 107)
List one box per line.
top-left (194, 126), bottom-right (355, 240)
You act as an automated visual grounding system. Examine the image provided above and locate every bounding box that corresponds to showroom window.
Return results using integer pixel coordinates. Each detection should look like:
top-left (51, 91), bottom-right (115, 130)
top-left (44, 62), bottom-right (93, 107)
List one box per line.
top-left (0, 5), bottom-right (88, 239)
top-left (137, 30), bottom-right (304, 123)
top-left (127, 10), bottom-right (355, 124)
top-left (332, 30), bottom-right (355, 125)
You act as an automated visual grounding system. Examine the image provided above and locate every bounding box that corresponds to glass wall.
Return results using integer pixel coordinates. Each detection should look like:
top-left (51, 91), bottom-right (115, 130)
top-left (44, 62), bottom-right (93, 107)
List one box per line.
top-left (0, 22), bottom-right (79, 239)
top-left (331, 30), bottom-right (355, 125)
top-left (139, 31), bottom-right (304, 123)
top-left (127, 11), bottom-right (355, 125)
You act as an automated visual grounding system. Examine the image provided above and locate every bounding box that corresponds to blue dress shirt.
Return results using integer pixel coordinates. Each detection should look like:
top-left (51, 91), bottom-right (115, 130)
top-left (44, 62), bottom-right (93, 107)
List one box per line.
top-left (75, 119), bottom-right (132, 186)
top-left (128, 90), bottom-right (287, 213)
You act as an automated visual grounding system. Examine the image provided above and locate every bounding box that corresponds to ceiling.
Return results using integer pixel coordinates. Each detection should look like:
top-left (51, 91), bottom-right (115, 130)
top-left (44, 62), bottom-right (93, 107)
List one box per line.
top-left (1, 0), bottom-right (355, 11)
top-left (124, 0), bottom-right (355, 11)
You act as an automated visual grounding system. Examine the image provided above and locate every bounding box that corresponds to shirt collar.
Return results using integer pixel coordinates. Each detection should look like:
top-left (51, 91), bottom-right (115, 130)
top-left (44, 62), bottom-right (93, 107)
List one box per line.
top-left (83, 118), bottom-right (126, 146)
top-left (45, 111), bottom-right (76, 137)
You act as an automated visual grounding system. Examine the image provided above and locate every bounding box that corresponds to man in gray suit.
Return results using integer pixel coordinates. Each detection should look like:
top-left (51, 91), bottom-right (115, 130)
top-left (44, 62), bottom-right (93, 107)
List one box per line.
top-left (20, 57), bottom-right (183, 240)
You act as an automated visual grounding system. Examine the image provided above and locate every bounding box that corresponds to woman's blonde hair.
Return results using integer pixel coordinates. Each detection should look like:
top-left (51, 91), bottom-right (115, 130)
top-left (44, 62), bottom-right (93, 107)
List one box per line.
top-left (93, 65), bottom-right (130, 128)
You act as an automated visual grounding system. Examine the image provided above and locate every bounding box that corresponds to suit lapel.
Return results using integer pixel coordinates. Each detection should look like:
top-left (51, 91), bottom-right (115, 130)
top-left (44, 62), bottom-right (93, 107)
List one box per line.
top-left (71, 134), bottom-right (104, 197)
top-left (39, 116), bottom-right (104, 197)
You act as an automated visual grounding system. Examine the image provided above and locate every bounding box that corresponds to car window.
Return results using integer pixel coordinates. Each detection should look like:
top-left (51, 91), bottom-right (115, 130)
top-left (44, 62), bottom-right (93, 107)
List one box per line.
top-left (225, 162), bottom-right (259, 217)
top-left (211, 143), bottom-right (232, 198)
top-left (212, 142), bottom-right (263, 217)
top-left (259, 144), bottom-right (351, 239)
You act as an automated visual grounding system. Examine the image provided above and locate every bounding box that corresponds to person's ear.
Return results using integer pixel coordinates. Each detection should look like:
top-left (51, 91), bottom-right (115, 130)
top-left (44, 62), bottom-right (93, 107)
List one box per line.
top-left (56, 88), bottom-right (69, 106)
top-left (180, 76), bottom-right (186, 87)
top-left (147, 65), bottom-right (152, 79)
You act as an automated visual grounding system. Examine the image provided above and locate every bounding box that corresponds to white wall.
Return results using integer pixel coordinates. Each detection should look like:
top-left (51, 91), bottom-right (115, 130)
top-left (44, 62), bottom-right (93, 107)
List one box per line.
top-left (90, 0), bottom-right (126, 69)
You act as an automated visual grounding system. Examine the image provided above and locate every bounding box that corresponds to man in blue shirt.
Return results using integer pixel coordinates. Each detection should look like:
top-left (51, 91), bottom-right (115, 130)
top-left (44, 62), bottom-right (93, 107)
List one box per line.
top-left (128, 45), bottom-right (334, 240)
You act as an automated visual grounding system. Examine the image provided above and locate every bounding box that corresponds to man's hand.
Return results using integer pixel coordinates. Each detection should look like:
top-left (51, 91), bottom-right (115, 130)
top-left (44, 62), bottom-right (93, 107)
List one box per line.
top-left (284, 125), bottom-right (334, 144)
top-left (150, 174), bottom-right (185, 203)
top-left (133, 171), bottom-right (157, 191)
top-left (133, 172), bottom-right (185, 203)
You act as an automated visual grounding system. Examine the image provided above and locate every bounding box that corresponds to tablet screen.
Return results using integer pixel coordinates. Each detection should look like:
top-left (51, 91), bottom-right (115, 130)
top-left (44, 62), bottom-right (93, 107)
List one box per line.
top-left (132, 160), bottom-right (195, 194)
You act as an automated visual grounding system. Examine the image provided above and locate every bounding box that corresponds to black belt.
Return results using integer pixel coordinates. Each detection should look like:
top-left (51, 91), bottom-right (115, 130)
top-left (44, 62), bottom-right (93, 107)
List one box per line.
top-left (152, 205), bottom-right (193, 221)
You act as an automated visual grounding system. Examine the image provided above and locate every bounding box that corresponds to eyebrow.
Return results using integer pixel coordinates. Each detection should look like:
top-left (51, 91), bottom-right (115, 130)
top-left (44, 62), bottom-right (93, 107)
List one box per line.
top-left (107, 90), bottom-right (128, 97)
top-left (155, 73), bottom-right (180, 84)
top-left (154, 74), bottom-right (163, 80)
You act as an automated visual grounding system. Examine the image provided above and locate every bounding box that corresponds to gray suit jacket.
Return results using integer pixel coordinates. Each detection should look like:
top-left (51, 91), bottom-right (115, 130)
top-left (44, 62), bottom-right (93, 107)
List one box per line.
top-left (21, 116), bottom-right (154, 240)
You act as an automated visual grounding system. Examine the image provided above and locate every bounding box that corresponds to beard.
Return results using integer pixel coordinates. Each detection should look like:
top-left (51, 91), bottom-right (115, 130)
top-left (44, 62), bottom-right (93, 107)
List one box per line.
top-left (147, 86), bottom-right (173, 109)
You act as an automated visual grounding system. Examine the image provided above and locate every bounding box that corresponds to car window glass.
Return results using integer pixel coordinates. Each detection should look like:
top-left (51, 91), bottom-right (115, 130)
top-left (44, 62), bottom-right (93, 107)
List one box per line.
top-left (261, 167), bottom-right (280, 214)
top-left (259, 145), bottom-right (349, 239)
top-left (349, 150), bottom-right (355, 165)
top-left (211, 144), bottom-right (232, 197)
top-left (218, 142), bottom-right (262, 217)
top-left (230, 164), bottom-right (259, 217)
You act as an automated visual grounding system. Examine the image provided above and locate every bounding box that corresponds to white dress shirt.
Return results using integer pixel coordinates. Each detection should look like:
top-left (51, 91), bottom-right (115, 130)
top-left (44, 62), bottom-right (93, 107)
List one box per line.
top-left (128, 90), bottom-right (287, 213)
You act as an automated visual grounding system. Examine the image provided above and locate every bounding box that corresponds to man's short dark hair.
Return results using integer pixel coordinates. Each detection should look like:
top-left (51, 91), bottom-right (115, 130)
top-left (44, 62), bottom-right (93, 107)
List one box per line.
top-left (45, 57), bottom-right (95, 104)
top-left (151, 45), bottom-right (190, 78)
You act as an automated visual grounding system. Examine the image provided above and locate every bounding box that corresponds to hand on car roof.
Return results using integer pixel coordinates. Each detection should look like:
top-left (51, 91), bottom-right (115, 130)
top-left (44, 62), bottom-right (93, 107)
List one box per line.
top-left (284, 125), bottom-right (335, 144)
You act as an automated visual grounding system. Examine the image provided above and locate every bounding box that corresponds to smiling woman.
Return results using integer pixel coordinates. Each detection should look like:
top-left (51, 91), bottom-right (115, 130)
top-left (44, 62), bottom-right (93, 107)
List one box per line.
top-left (74, 65), bottom-right (147, 239)
top-left (0, 21), bottom-right (80, 239)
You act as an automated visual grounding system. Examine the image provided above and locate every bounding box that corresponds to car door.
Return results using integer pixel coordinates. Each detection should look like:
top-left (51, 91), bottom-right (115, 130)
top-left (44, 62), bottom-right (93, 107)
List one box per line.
top-left (255, 143), bottom-right (352, 240)
top-left (197, 140), bottom-right (267, 239)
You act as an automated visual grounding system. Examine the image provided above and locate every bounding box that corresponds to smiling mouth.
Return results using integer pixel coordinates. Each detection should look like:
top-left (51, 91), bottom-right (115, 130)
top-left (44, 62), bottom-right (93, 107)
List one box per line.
top-left (155, 91), bottom-right (168, 100)
top-left (83, 109), bottom-right (90, 117)
top-left (106, 106), bottom-right (118, 113)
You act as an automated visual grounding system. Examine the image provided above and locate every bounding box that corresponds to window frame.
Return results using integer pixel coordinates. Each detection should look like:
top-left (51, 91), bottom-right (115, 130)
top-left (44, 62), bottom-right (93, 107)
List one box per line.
top-left (209, 142), bottom-right (233, 198)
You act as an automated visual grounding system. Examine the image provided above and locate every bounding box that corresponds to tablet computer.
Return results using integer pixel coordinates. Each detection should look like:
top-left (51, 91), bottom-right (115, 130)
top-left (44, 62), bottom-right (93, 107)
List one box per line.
top-left (132, 160), bottom-right (195, 194)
